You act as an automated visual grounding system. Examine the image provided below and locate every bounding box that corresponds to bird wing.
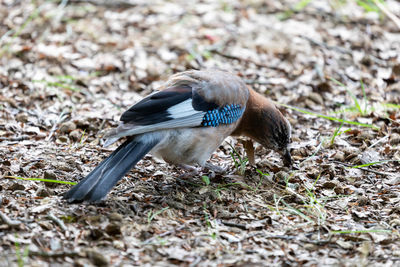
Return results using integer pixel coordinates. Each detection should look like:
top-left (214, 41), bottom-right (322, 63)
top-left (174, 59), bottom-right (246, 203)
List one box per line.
top-left (104, 70), bottom-right (249, 147)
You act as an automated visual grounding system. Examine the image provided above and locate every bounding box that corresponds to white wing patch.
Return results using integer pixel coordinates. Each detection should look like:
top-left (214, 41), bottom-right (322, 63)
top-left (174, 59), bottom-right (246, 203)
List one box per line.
top-left (103, 112), bottom-right (206, 147)
top-left (167, 99), bottom-right (198, 119)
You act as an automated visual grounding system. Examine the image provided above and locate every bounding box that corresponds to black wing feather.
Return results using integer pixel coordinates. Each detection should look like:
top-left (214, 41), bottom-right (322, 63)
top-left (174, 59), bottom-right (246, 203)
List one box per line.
top-left (192, 90), bottom-right (219, 111)
top-left (119, 85), bottom-right (219, 126)
top-left (120, 85), bottom-right (192, 125)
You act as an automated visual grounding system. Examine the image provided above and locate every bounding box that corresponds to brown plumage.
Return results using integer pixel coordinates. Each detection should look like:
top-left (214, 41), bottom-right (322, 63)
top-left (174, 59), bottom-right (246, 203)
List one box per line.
top-left (232, 87), bottom-right (292, 166)
top-left (64, 70), bottom-right (291, 203)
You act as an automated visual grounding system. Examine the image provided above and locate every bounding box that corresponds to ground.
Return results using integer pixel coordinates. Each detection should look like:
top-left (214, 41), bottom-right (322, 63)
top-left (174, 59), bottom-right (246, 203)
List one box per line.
top-left (1, 0), bottom-right (400, 266)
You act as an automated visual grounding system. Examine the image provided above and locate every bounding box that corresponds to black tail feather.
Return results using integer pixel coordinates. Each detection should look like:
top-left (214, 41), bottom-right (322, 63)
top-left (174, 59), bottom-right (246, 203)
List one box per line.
top-left (64, 138), bottom-right (159, 203)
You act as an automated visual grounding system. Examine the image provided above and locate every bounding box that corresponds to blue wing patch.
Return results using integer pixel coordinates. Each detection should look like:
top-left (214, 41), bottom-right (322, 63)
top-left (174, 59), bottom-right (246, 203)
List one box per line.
top-left (201, 104), bottom-right (244, 127)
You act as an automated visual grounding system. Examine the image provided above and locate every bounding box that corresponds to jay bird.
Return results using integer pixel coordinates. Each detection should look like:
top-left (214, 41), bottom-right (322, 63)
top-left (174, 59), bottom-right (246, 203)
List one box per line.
top-left (64, 70), bottom-right (292, 203)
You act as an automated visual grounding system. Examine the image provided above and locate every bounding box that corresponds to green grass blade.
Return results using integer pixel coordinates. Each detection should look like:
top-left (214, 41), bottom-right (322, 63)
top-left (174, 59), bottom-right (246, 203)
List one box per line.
top-left (347, 160), bottom-right (398, 168)
top-left (281, 199), bottom-right (314, 223)
top-left (5, 176), bottom-right (77, 185)
top-left (273, 101), bottom-right (379, 130)
top-left (331, 229), bottom-right (392, 234)
top-left (329, 77), bottom-right (362, 114)
top-left (360, 79), bottom-right (368, 114)
top-left (294, 0), bottom-right (313, 11)
top-left (331, 119), bottom-right (345, 146)
top-left (32, 80), bottom-right (80, 92)
top-left (382, 103), bottom-right (400, 109)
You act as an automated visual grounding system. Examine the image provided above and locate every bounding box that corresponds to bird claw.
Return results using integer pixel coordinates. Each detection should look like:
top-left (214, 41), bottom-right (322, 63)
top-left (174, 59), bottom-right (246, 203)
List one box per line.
top-left (177, 164), bottom-right (200, 179)
top-left (204, 162), bottom-right (227, 174)
top-left (176, 162), bottom-right (227, 179)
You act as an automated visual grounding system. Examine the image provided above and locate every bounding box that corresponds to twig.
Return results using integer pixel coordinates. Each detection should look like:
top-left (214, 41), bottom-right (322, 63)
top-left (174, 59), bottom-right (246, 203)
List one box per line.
top-left (30, 250), bottom-right (79, 258)
top-left (0, 211), bottom-right (22, 226)
top-left (69, 0), bottom-right (138, 7)
top-left (369, 135), bottom-right (389, 148)
top-left (142, 225), bottom-right (186, 245)
top-left (46, 110), bottom-right (68, 141)
top-left (220, 220), bottom-right (248, 230)
top-left (0, 135), bottom-right (30, 142)
top-left (300, 35), bottom-right (352, 55)
top-left (209, 49), bottom-right (288, 74)
top-left (332, 161), bottom-right (394, 176)
top-left (48, 213), bottom-right (67, 232)
top-left (373, 0), bottom-right (400, 30)
top-left (300, 35), bottom-right (388, 66)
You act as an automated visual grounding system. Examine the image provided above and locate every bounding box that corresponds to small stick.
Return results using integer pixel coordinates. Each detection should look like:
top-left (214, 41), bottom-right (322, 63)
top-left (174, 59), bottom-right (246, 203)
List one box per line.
top-left (142, 225), bottom-right (186, 245)
top-left (332, 161), bottom-right (394, 176)
top-left (30, 250), bottom-right (79, 258)
top-left (209, 49), bottom-right (287, 73)
top-left (0, 211), bottom-right (22, 226)
top-left (220, 220), bottom-right (248, 230)
top-left (46, 111), bottom-right (67, 141)
top-left (373, 0), bottom-right (400, 30)
top-left (48, 212), bottom-right (67, 232)
top-left (369, 135), bottom-right (389, 148)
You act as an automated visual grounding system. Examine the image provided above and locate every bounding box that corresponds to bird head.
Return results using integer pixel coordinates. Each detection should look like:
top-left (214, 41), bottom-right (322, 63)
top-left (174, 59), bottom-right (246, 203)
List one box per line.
top-left (256, 110), bottom-right (292, 166)
top-left (233, 89), bottom-right (292, 167)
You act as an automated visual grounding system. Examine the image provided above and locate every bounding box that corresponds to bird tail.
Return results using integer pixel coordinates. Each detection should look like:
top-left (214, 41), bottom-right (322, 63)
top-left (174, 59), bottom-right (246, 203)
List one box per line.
top-left (64, 137), bottom-right (159, 203)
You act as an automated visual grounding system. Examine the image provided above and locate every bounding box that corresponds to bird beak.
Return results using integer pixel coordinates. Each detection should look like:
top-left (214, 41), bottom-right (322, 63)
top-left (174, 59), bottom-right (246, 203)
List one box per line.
top-left (281, 148), bottom-right (292, 167)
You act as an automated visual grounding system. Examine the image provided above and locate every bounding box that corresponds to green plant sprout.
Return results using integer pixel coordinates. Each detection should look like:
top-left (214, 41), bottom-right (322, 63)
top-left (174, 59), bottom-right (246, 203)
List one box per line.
top-left (227, 142), bottom-right (248, 175)
top-left (330, 120), bottom-right (353, 146)
top-left (331, 229), bottom-right (392, 234)
top-left (347, 160), bottom-right (399, 168)
top-left (0, 4), bottom-right (41, 57)
top-left (32, 79), bottom-right (81, 92)
top-left (14, 235), bottom-right (29, 267)
top-left (329, 77), bottom-right (367, 116)
top-left (274, 101), bottom-right (379, 130)
top-left (201, 175), bottom-right (210, 186)
top-left (5, 175), bottom-right (77, 185)
top-left (357, 0), bottom-right (383, 14)
top-left (278, 0), bottom-right (313, 20)
top-left (147, 207), bottom-right (169, 224)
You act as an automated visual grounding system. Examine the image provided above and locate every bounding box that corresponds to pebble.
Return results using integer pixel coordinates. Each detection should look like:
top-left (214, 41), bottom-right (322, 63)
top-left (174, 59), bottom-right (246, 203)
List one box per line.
top-left (56, 162), bottom-right (73, 172)
top-left (323, 181), bottom-right (337, 189)
top-left (108, 212), bottom-right (123, 222)
top-left (390, 133), bottom-right (400, 145)
top-left (59, 121), bottom-right (76, 134)
top-left (70, 130), bottom-right (82, 141)
top-left (308, 92), bottom-right (324, 105)
top-left (105, 223), bottom-right (121, 236)
top-left (334, 186), bottom-right (344, 195)
top-left (274, 171), bottom-right (289, 183)
top-left (333, 151), bottom-right (345, 161)
top-left (36, 187), bottom-right (51, 197)
top-left (44, 170), bottom-right (58, 188)
top-left (16, 113), bottom-right (28, 123)
top-left (84, 249), bottom-right (109, 266)
top-left (113, 240), bottom-right (125, 250)
top-left (57, 135), bottom-right (69, 143)
top-left (390, 219), bottom-right (400, 227)
top-left (357, 196), bottom-right (370, 206)
top-left (8, 183), bottom-right (25, 191)
top-left (336, 240), bottom-right (353, 249)
top-left (38, 221), bottom-right (53, 230)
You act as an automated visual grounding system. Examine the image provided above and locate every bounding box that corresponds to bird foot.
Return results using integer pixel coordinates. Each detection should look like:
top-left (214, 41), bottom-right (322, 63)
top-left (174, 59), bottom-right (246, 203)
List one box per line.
top-left (204, 162), bottom-right (228, 174)
top-left (176, 162), bottom-right (227, 179)
top-left (177, 164), bottom-right (200, 179)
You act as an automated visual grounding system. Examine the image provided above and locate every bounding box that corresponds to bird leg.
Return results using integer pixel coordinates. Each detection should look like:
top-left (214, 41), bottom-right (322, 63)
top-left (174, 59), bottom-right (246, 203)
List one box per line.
top-left (204, 162), bottom-right (228, 174)
top-left (177, 164), bottom-right (201, 179)
top-left (176, 162), bottom-right (227, 179)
